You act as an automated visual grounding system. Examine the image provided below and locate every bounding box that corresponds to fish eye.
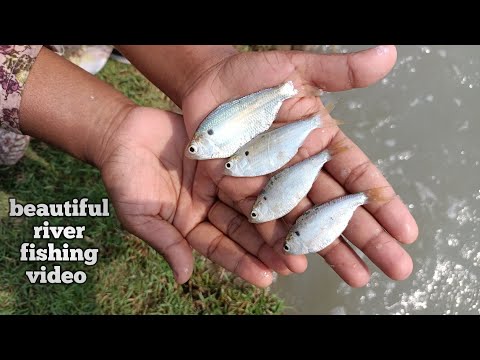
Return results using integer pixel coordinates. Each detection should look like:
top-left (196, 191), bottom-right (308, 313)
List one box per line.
top-left (225, 161), bottom-right (232, 169)
top-left (295, 231), bottom-right (300, 236)
top-left (189, 145), bottom-right (197, 154)
top-left (207, 129), bottom-right (214, 135)
top-left (245, 151), bottom-right (249, 156)
top-left (251, 211), bottom-right (257, 218)
top-left (263, 196), bottom-right (267, 201)
top-left (284, 244), bottom-right (290, 251)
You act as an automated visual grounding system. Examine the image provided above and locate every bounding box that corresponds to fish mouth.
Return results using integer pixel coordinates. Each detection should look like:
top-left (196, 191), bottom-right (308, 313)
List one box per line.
top-left (223, 168), bottom-right (234, 176)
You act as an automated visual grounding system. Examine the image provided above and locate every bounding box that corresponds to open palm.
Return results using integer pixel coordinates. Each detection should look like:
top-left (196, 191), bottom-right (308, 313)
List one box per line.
top-left (100, 107), bottom-right (287, 286)
top-left (179, 46), bottom-right (419, 287)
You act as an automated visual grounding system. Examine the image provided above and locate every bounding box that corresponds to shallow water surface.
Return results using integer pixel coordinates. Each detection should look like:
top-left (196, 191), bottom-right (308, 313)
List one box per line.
top-left (273, 45), bottom-right (480, 315)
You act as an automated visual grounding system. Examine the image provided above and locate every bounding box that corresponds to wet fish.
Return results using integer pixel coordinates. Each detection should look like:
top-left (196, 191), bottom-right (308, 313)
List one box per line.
top-left (283, 187), bottom-right (393, 255)
top-left (224, 103), bottom-right (339, 177)
top-left (249, 141), bottom-right (349, 224)
top-left (185, 81), bottom-right (300, 160)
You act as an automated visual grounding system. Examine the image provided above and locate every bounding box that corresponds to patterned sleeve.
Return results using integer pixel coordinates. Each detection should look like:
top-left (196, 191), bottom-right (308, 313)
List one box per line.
top-left (0, 45), bottom-right (43, 134)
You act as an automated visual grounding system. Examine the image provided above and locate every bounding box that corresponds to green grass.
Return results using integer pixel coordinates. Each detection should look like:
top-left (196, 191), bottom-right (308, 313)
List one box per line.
top-left (0, 59), bottom-right (284, 315)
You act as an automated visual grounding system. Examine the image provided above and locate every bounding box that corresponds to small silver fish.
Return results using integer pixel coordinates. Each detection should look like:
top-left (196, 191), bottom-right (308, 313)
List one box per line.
top-left (283, 187), bottom-right (392, 255)
top-left (185, 81), bottom-right (298, 160)
top-left (224, 103), bottom-right (338, 177)
top-left (249, 141), bottom-right (349, 224)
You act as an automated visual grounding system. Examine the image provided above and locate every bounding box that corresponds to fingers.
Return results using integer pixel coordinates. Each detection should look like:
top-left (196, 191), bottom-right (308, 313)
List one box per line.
top-left (290, 126), bottom-right (416, 280)
top-left (289, 124), bottom-right (417, 244)
top-left (280, 163), bottom-right (413, 283)
top-left (129, 216), bottom-right (194, 284)
top-left (290, 45), bottom-right (397, 91)
top-left (307, 169), bottom-right (414, 281)
top-left (186, 222), bottom-right (274, 288)
top-left (207, 200), bottom-right (293, 276)
top-left (181, 51), bottom-right (296, 136)
top-left (252, 127), bottom-right (416, 283)
top-left (216, 126), bottom-right (416, 283)
top-left (220, 184), bottom-right (372, 287)
top-left (318, 238), bottom-right (371, 288)
top-left (219, 46), bottom-right (397, 96)
top-left (273, 46), bottom-right (397, 123)
top-left (281, 193), bottom-right (372, 287)
top-left (182, 46), bottom-right (397, 136)
top-left (345, 212), bottom-right (414, 281)
top-left (217, 189), bottom-right (308, 274)
top-left (323, 130), bottom-right (419, 244)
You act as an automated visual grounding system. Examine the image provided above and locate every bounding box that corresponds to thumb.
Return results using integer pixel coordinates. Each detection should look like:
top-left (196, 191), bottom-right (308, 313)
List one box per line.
top-left (291, 45), bottom-right (398, 91)
top-left (129, 216), bottom-right (194, 284)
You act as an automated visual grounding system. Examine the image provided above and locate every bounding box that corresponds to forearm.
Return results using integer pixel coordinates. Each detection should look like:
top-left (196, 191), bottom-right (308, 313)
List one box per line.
top-left (115, 45), bottom-right (237, 106)
top-left (20, 47), bottom-right (134, 168)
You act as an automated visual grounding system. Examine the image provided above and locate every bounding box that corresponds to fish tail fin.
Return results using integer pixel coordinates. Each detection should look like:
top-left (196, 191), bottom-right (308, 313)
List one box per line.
top-left (324, 101), bottom-right (336, 114)
top-left (288, 84), bottom-right (344, 122)
top-left (320, 92), bottom-right (346, 119)
top-left (312, 101), bottom-right (343, 128)
top-left (331, 117), bottom-right (345, 126)
top-left (279, 80), bottom-right (299, 98)
top-left (363, 186), bottom-right (395, 204)
top-left (280, 80), bottom-right (325, 98)
top-left (326, 138), bottom-right (351, 159)
top-left (296, 83), bottom-right (326, 98)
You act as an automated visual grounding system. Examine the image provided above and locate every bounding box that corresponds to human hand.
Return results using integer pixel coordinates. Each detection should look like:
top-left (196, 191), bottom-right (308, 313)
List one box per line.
top-left (19, 47), bottom-right (293, 287)
top-left (98, 107), bottom-right (291, 286)
top-left (178, 46), bottom-right (419, 287)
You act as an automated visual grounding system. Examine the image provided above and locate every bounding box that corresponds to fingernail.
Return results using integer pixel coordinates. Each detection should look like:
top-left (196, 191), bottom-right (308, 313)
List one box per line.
top-left (174, 267), bottom-right (190, 283)
top-left (375, 45), bottom-right (390, 55)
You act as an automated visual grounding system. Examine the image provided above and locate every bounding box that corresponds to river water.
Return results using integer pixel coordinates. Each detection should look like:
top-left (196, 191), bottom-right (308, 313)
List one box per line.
top-left (273, 45), bottom-right (480, 315)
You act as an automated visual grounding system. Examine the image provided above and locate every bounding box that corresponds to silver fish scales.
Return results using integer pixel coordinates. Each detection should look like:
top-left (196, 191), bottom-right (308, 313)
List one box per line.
top-left (185, 81), bottom-right (298, 160)
top-left (224, 103), bottom-right (337, 177)
top-left (284, 188), bottom-right (391, 255)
